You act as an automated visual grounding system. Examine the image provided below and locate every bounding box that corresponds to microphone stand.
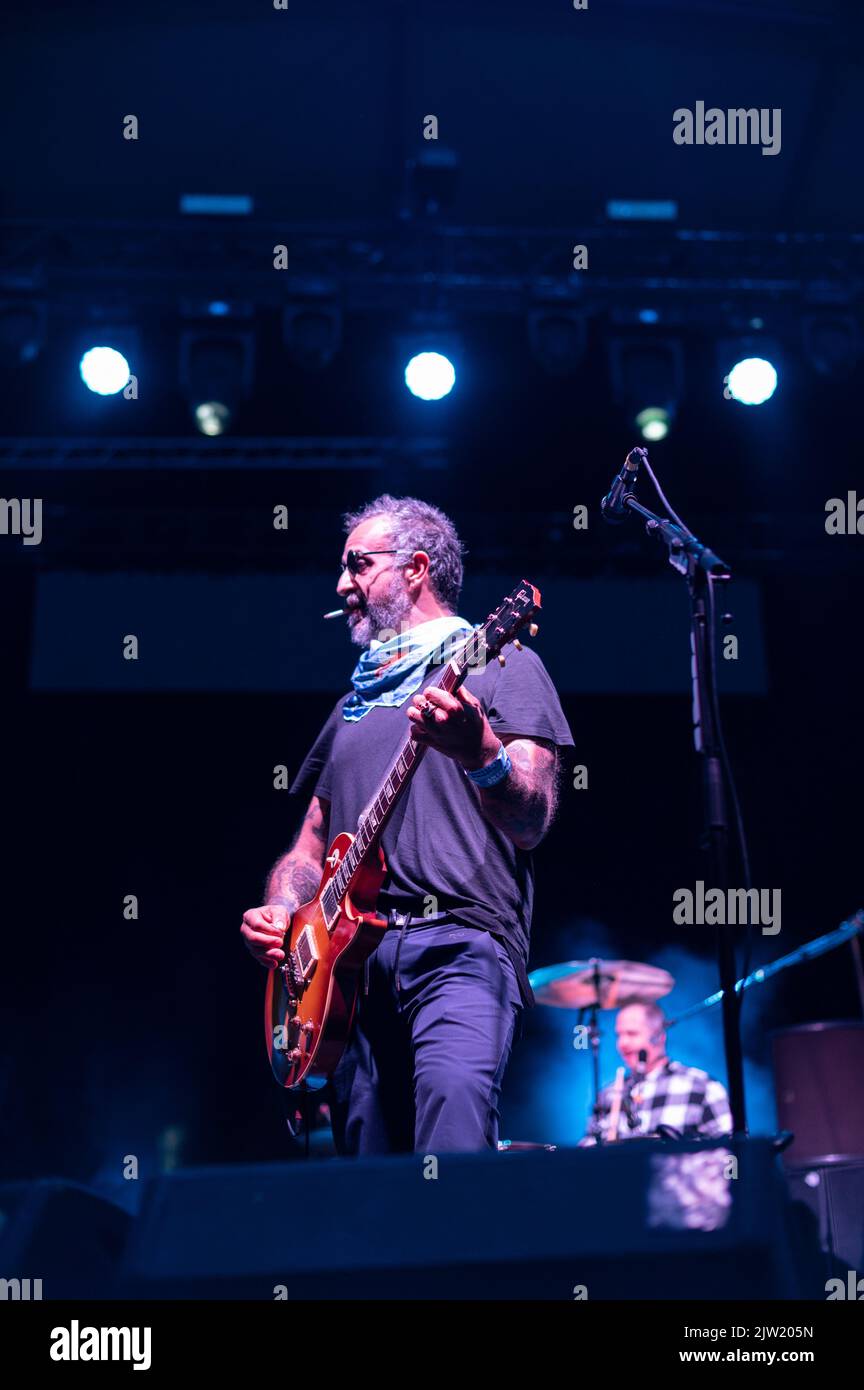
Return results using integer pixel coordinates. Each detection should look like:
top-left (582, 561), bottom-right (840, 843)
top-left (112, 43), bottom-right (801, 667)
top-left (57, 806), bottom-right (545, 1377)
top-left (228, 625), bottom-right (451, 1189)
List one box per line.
top-left (585, 960), bottom-right (607, 1142)
top-left (616, 486), bottom-right (747, 1137)
top-left (664, 910), bottom-right (864, 1028)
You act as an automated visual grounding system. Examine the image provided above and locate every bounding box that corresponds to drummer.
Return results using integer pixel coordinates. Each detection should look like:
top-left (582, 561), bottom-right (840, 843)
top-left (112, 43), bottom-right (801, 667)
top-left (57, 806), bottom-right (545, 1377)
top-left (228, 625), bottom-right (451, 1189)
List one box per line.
top-left (581, 1002), bottom-right (733, 1143)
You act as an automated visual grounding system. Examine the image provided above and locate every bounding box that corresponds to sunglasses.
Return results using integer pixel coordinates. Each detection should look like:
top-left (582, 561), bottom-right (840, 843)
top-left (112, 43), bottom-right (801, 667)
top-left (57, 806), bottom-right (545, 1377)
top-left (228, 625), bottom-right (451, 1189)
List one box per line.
top-left (339, 548), bottom-right (400, 576)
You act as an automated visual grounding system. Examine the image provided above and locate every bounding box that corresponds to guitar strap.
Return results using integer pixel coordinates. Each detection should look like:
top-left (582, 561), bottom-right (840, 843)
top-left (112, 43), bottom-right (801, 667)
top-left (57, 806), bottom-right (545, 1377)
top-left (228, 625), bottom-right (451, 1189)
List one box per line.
top-left (389, 910), bottom-right (413, 994)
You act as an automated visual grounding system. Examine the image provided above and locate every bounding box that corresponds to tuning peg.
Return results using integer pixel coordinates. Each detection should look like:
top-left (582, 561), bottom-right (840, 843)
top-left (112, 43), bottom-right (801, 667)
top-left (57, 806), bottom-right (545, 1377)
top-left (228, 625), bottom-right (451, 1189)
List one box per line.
top-left (513, 639), bottom-right (523, 651)
top-left (497, 654), bottom-right (506, 667)
top-left (528, 622), bottom-right (538, 637)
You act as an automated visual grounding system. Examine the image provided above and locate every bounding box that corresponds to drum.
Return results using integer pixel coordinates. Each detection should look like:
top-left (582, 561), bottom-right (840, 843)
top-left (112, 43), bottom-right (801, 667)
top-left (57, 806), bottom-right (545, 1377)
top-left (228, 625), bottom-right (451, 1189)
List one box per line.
top-left (771, 1020), bottom-right (864, 1167)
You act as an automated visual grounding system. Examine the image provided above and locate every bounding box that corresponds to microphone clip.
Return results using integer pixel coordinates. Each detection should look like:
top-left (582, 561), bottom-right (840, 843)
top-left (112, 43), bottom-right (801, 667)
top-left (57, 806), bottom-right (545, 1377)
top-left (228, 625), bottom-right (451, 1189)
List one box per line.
top-left (600, 446), bottom-right (647, 525)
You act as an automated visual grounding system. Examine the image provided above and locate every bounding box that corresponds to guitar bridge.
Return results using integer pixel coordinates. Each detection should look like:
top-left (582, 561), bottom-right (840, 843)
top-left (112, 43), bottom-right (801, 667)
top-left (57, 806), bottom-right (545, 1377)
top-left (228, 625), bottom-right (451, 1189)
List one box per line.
top-left (280, 954), bottom-right (303, 1001)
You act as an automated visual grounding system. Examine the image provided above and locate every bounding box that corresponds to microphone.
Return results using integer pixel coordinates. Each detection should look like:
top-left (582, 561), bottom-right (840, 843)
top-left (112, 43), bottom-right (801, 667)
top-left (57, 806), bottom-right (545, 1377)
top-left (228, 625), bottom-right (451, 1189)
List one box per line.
top-left (623, 1050), bottom-right (647, 1130)
top-left (600, 446), bottom-right (646, 524)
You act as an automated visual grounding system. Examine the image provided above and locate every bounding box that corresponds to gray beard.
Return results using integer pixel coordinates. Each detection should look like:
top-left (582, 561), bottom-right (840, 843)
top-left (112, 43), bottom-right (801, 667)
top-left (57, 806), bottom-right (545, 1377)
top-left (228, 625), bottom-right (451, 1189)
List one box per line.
top-left (349, 578), bottom-right (414, 649)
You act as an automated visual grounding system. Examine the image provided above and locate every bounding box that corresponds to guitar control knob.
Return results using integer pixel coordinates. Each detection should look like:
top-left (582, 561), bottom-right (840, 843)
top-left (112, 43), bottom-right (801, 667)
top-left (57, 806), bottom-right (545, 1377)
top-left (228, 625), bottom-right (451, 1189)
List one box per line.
top-left (513, 639), bottom-right (523, 651)
top-left (528, 622), bottom-right (538, 637)
top-left (497, 654), bottom-right (506, 667)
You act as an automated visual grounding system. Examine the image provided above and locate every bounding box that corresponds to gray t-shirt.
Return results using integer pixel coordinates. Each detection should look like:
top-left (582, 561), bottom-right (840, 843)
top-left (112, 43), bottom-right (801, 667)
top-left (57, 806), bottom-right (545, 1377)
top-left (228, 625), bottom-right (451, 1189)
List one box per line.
top-left (289, 643), bottom-right (574, 1007)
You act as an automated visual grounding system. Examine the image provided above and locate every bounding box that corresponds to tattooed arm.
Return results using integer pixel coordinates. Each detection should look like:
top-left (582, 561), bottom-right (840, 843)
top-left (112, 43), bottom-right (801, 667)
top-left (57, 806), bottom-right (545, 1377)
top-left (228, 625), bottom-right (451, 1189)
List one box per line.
top-left (406, 683), bottom-right (562, 854)
top-left (265, 794), bottom-right (330, 911)
top-left (473, 735), bottom-right (560, 852)
top-left (240, 795), bottom-right (330, 968)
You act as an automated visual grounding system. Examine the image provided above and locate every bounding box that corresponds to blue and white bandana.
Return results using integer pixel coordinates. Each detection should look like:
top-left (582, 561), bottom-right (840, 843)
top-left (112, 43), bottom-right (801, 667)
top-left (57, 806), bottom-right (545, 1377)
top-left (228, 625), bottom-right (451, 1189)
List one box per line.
top-left (342, 615), bottom-right (475, 721)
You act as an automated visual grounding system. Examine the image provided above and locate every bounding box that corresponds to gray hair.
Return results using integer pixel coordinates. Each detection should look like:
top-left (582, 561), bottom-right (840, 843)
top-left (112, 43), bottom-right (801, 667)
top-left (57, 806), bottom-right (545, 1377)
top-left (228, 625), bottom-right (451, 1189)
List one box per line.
top-left (621, 1001), bottom-right (667, 1035)
top-left (342, 494), bottom-right (466, 611)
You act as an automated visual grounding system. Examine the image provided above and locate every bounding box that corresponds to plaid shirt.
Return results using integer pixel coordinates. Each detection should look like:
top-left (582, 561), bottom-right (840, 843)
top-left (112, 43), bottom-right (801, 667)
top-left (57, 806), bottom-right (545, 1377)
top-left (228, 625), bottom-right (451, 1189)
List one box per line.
top-left (582, 1059), bottom-right (733, 1144)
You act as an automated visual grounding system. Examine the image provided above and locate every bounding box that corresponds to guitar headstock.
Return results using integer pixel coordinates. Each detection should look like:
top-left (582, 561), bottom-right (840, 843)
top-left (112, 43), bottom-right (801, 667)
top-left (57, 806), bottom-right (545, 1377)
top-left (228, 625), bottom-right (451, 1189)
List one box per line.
top-left (460, 581), bottom-right (542, 671)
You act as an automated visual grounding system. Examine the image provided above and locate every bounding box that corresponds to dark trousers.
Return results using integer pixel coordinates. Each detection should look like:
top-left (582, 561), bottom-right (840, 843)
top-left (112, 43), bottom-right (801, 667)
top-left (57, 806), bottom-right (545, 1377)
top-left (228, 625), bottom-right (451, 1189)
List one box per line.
top-left (328, 921), bottom-right (522, 1155)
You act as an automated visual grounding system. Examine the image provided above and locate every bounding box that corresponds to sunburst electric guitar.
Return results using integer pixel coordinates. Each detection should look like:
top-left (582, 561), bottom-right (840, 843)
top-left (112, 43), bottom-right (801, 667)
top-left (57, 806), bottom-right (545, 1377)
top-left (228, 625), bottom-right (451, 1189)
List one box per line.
top-left (265, 580), bottom-right (542, 1088)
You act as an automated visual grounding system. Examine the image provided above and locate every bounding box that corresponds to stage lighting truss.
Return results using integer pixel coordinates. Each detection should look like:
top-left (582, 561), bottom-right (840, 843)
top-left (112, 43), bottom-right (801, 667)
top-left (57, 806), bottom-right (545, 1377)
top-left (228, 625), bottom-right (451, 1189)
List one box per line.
top-left (9, 220), bottom-right (863, 313)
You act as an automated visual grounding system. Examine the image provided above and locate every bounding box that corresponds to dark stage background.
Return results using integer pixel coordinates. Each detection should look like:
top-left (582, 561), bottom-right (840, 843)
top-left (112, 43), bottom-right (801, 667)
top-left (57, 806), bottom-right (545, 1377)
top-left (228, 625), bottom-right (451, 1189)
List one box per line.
top-left (1, 0), bottom-right (862, 1195)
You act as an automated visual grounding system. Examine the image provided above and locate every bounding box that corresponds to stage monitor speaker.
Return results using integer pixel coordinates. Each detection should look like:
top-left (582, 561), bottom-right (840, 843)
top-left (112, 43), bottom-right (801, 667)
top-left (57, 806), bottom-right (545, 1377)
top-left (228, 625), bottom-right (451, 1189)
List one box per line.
top-left (0, 1179), bottom-right (131, 1299)
top-left (771, 1021), bottom-right (864, 1168)
top-left (119, 1139), bottom-right (818, 1300)
top-left (785, 1162), bottom-right (864, 1279)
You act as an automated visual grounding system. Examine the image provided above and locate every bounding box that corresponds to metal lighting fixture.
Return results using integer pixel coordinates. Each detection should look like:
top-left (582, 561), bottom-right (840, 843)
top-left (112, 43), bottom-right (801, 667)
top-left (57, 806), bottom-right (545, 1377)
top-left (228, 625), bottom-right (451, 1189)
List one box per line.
top-left (179, 329), bottom-right (255, 435)
top-left (527, 306), bottom-right (586, 376)
top-left (608, 335), bottom-right (684, 440)
top-left (283, 301), bottom-right (342, 370)
top-left (717, 335), bottom-right (781, 406)
top-left (0, 299), bottom-right (45, 365)
top-left (802, 312), bottom-right (860, 380)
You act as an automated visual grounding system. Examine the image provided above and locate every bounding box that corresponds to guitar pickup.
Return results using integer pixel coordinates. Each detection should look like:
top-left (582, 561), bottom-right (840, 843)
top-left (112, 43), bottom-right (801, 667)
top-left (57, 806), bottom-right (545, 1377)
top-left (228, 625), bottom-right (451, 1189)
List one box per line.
top-left (294, 925), bottom-right (319, 982)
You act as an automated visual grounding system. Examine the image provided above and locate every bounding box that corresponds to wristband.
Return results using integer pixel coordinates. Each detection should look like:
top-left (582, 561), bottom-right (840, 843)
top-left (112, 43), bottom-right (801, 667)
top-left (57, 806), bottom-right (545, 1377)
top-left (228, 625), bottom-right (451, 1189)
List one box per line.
top-left (463, 740), bottom-right (512, 788)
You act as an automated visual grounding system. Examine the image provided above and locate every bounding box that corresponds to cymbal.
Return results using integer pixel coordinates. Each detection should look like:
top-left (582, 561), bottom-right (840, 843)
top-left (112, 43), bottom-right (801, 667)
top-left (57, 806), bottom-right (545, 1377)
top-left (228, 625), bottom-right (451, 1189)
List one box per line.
top-left (529, 958), bottom-right (674, 1009)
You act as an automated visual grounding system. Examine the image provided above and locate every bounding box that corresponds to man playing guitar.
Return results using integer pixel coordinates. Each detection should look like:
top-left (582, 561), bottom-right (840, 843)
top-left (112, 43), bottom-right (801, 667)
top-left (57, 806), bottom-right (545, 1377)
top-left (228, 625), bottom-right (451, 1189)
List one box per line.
top-left (241, 494), bottom-right (574, 1155)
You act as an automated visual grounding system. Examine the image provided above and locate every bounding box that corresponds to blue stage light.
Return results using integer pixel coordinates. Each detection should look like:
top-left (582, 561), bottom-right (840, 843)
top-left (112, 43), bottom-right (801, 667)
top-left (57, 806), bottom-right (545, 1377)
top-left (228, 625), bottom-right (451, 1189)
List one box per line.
top-left (404, 351), bottom-right (455, 401)
top-left (79, 346), bottom-right (130, 396)
top-left (726, 356), bottom-right (777, 405)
